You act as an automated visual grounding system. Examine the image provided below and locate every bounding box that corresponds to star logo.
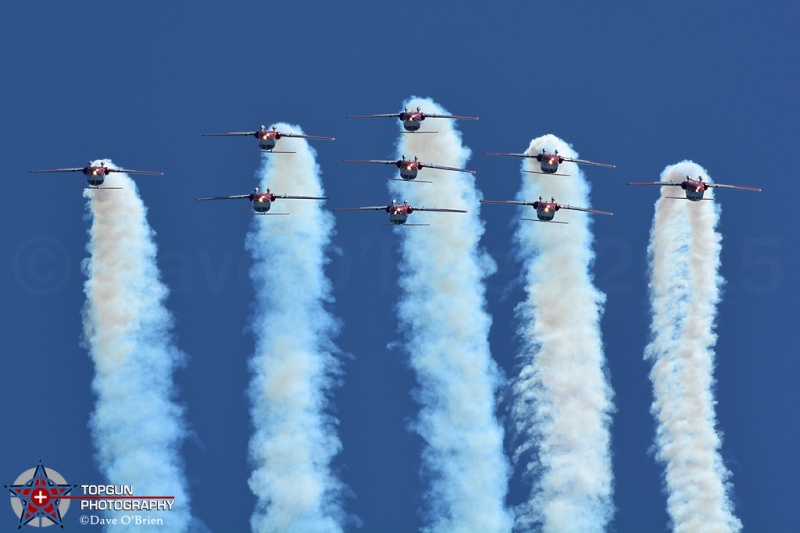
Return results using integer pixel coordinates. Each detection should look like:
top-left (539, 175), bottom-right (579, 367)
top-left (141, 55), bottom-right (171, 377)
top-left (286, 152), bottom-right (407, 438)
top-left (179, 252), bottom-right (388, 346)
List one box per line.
top-left (5, 461), bottom-right (76, 529)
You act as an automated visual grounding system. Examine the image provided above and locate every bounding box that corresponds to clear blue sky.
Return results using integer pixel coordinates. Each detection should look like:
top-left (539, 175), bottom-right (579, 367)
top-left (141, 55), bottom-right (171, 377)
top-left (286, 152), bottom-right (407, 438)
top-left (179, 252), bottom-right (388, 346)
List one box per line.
top-left (2, 2), bottom-right (797, 531)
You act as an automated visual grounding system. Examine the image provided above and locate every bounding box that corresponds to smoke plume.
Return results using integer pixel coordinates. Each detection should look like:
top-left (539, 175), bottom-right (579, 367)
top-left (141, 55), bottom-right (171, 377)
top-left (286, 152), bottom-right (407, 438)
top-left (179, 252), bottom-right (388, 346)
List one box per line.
top-left (510, 135), bottom-right (615, 532)
top-left (82, 161), bottom-right (192, 531)
top-left (645, 160), bottom-right (740, 532)
top-left (389, 97), bottom-right (513, 532)
top-left (245, 126), bottom-right (346, 532)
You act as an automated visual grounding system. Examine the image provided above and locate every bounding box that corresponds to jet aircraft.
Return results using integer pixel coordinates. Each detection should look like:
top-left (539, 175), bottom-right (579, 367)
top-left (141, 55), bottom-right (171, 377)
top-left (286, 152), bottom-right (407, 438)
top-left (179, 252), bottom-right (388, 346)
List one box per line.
top-left (481, 197), bottom-right (612, 224)
top-left (202, 125), bottom-right (334, 152)
top-left (485, 148), bottom-right (615, 176)
top-left (196, 187), bottom-right (327, 214)
top-left (342, 155), bottom-right (475, 182)
top-left (627, 175), bottom-right (761, 201)
top-left (29, 161), bottom-right (162, 188)
top-left (334, 199), bottom-right (466, 226)
top-left (347, 106), bottom-right (478, 132)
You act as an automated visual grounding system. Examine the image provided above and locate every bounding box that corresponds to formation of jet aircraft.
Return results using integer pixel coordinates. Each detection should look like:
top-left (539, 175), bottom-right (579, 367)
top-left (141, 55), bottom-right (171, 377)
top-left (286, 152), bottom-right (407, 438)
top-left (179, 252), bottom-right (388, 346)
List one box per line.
top-left (29, 106), bottom-right (762, 227)
top-left (19, 101), bottom-right (767, 533)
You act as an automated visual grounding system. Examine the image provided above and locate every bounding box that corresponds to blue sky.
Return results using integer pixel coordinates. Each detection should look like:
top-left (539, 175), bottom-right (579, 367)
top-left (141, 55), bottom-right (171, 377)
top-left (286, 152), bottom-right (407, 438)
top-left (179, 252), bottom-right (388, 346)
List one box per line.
top-left (1, 2), bottom-right (797, 531)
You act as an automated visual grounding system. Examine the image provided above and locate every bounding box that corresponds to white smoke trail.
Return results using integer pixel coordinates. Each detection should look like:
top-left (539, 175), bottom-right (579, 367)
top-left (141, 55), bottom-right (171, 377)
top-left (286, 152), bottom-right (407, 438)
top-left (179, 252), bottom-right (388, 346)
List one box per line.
top-left (510, 135), bottom-right (614, 532)
top-left (646, 161), bottom-right (740, 532)
top-left (82, 160), bottom-right (192, 532)
top-left (245, 125), bottom-right (346, 533)
top-left (389, 97), bottom-right (513, 532)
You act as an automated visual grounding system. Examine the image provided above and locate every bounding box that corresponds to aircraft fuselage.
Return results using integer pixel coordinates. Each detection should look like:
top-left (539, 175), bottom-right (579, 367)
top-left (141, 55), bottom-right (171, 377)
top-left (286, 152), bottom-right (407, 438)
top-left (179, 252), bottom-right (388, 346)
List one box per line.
top-left (387, 204), bottom-right (413, 224)
top-left (256, 131), bottom-right (280, 150)
top-left (402, 120), bottom-right (420, 131)
top-left (399, 111), bottom-right (425, 132)
top-left (536, 153), bottom-right (563, 174)
top-left (533, 201), bottom-right (559, 221)
top-left (84, 166), bottom-right (110, 186)
top-left (252, 193), bottom-right (275, 212)
top-left (682, 180), bottom-right (708, 201)
top-left (397, 161), bottom-right (421, 180)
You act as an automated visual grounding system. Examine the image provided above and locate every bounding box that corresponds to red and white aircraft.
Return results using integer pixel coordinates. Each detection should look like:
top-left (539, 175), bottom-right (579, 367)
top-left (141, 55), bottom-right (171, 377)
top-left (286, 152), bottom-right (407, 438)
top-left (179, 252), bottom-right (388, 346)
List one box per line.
top-left (334, 199), bottom-right (466, 226)
top-left (29, 161), bottom-right (163, 188)
top-left (485, 148), bottom-right (615, 176)
top-left (342, 155), bottom-right (475, 183)
top-left (481, 196), bottom-right (613, 224)
top-left (347, 106), bottom-right (478, 133)
top-left (202, 125), bottom-right (334, 152)
top-left (196, 187), bottom-right (327, 214)
top-left (627, 175), bottom-right (761, 201)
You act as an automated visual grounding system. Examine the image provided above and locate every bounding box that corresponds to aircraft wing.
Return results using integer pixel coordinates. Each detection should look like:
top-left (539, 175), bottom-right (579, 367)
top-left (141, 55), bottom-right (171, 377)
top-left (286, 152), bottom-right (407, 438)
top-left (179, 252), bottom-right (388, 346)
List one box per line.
top-left (480, 199), bottom-right (536, 207)
top-left (276, 195), bottom-right (329, 200)
top-left (422, 163), bottom-right (476, 174)
top-left (563, 157), bottom-right (616, 168)
top-left (112, 168), bottom-right (164, 175)
top-left (425, 113), bottom-right (478, 120)
top-left (333, 206), bottom-right (389, 211)
top-left (30, 168), bottom-right (85, 173)
top-left (522, 218), bottom-right (568, 225)
top-left (196, 194), bottom-right (251, 201)
top-left (343, 159), bottom-right (397, 165)
top-left (523, 169), bottom-right (570, 176)
top-left (484, 152), bottom-right (533, 158)
top-left (558, 204), bottom-right (613, 215)
top-left (413, 207), bottom-right (468, 213)
top-left (281, 133), bottom-right (335, 141)
top-left (202, 131), bottom-right (255, 137)
top-left (707, 183), bottom-right (762, 191)
top-left (627, 181), bottom-right (683, 186)
top-left (346, 113), bottom-right (399, 119)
